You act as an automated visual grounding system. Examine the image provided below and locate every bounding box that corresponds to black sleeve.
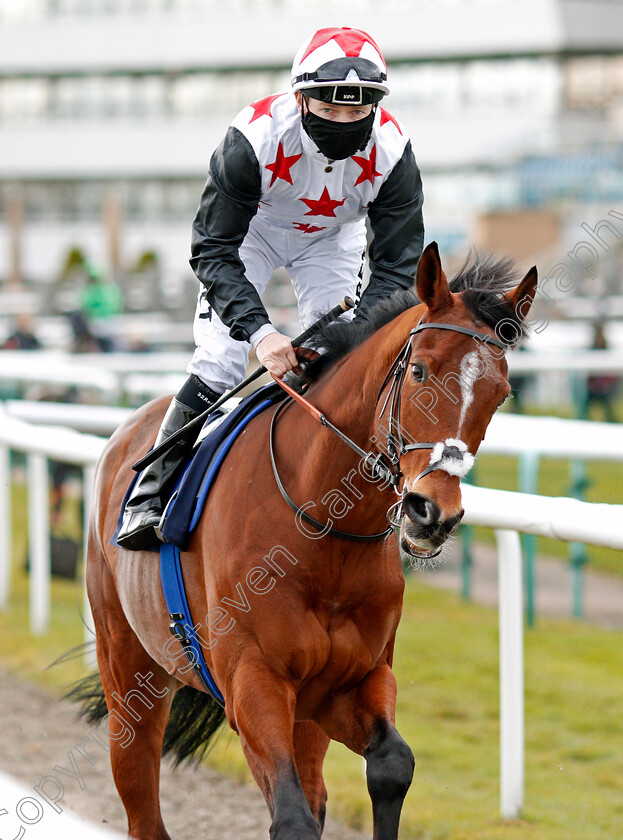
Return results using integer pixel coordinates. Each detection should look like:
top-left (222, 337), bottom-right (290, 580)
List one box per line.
top-left (356, 141), bottom-right (424, 321)
top-left (189, 126), bottom-right (269, 342)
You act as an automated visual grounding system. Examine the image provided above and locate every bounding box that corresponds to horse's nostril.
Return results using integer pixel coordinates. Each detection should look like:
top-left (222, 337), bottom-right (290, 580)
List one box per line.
top-left (403, 493), bottom-right (440, 527)
top-left (444, 509), bottom-right (465, 535)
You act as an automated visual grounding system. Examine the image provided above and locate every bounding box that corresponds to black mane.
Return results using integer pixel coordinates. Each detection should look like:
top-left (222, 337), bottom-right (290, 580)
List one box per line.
top-left (303, 251), bottom-right (528, 382)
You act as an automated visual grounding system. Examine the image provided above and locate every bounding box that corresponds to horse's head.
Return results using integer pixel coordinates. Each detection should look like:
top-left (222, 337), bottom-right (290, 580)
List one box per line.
top-left (377, 242), bottom-right (537, 567)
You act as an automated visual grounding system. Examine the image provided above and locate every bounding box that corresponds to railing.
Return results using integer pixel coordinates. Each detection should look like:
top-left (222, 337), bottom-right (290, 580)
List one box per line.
top-left (0, 350), bottom-right (190, 403)
top-left (6, 400), bottom-right (622, 620)
top-left (474, 411), bottom-right (623, 622)
top-left (0, 408), bottom-right (106, 635)
top-left (0, 769), bottom-right (123, 839)
top-left (2, 345), bottom-right (623, 403)
top-left (0, 403), bottom-right (622, 821)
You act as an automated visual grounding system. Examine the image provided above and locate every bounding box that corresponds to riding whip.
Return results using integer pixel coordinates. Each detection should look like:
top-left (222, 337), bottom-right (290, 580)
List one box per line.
top-left (132, 296), bottom-right (355, 472)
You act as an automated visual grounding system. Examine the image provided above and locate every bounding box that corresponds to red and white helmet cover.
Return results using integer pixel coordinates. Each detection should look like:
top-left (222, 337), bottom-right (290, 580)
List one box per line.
top-left (291, 27), bottom-right (389, 103)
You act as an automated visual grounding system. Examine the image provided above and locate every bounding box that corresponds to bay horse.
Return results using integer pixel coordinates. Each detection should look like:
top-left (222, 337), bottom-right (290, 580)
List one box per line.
top-left (77, 243), bottom-right (536, 839)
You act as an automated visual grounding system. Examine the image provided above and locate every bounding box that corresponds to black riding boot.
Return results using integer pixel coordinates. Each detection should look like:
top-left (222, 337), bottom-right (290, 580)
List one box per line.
top-left (116, 376), bottom-right (220, 551)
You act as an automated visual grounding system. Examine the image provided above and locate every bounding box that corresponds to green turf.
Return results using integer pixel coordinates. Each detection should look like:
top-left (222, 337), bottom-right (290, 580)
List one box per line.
top-left (0, 482), bottom-right (90, 688)
top-left (2, 541), bottom-right (621, 840)
top-left (205, 584), bottom-right (623, 840)
top-left (2, 475), bottom-right (622, 839)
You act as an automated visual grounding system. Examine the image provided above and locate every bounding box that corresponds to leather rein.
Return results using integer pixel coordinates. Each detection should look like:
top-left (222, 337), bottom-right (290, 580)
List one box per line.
top-left (270, 318), bottom-right (507, 542)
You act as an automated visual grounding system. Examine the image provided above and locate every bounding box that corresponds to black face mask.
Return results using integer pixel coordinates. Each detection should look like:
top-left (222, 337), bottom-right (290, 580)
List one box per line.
top-left (301, 105), bottom-right (376, 161)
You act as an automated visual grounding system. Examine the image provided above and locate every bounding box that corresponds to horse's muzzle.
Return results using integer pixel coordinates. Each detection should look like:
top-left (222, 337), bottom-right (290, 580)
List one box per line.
top-left (401, 492), bottom-right (464, 552)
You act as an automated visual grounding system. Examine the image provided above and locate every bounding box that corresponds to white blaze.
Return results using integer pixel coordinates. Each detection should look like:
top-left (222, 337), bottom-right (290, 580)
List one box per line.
top-left (458, 349), bottom-right (482, 434)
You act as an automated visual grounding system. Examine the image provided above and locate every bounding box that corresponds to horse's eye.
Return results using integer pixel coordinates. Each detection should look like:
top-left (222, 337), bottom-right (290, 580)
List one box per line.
top-left (411, 363), bottom-right (427, 383)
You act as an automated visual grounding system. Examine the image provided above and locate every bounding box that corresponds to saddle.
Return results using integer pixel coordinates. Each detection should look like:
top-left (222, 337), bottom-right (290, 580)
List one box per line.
top-left (158, 382), bottom-right (286, 548)
top-left (113, 382), bottom-right (286, 551)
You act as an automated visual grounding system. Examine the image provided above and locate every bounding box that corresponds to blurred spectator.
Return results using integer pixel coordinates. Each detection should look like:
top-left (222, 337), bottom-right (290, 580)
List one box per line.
top-left (127, 333), bottom-right (155, 353)
top-left (39, 386), bottom-right (83, 530)
top-left (2, 313), bottom-right (41, 350)
top-left (584, 320), bottom-right (620, 423)
top-left (67, 311), bottom-right (116, 353)
top-left (79, 264), bottom-right (123, 321)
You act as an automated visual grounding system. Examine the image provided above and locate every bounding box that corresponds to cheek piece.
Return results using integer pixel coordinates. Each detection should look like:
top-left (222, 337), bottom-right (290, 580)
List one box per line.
top-left (301, 98), bottom-right (377, 161)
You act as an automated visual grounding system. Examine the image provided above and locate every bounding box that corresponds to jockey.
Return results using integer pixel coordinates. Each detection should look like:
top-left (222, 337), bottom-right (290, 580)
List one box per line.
top-left (117, 26), bottom-right (424, 550)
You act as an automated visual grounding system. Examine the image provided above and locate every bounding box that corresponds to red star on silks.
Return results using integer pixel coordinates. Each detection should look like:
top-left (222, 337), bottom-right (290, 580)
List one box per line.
top-left (379, 107), bottom-right (403, 135)
top-left (248, 94), bottom-right (281, 123)
top-left (352, 144), bottom-right (382, 186)
top-left (300, 186), bottom-right (346, 217)
top-left (301, 27), bottom-right (384, 62)
top-left (265, 143), bottom-right (302, 187)
top-left (292, 222), bottom-right (327, 233)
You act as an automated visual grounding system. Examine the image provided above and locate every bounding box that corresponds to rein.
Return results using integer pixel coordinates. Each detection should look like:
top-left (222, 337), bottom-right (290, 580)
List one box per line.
top-left (269, 398), bottom-right (394, 542)
top-left (270, 318), bottom-right (507, 542)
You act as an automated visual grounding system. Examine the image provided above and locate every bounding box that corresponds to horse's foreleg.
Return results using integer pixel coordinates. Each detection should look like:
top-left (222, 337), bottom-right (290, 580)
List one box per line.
top-left (229, 660), bottom-right (321, 840)
top-left (316, 664), bottom-right (414, 840)
top-left (88, 549), bottom-right (177, 840)
top-left (293, 721), bottom-right (330, 835)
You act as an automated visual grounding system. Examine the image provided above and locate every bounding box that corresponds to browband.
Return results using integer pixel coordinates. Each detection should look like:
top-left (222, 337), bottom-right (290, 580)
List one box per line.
top-left (410, 321), bottom-right (507, 351)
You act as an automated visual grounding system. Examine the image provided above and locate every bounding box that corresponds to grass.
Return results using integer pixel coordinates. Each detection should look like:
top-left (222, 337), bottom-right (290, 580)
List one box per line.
top-left (0, 481), bottom-right (91, 688)
top-left (2, 466), bottom-right (622, 839)
top-left (1, 477), bottom-right (622, 840)
top-left (206, 584), bottom-right (623, 840)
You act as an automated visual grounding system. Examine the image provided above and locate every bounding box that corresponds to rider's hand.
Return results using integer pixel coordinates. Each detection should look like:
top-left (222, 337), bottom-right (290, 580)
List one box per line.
top-left (256, 332), bottom-right (299, 378)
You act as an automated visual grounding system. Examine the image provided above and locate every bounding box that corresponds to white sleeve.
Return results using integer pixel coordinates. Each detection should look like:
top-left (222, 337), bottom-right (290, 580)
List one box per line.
top-left (249, 323), bottom-right (278, 350)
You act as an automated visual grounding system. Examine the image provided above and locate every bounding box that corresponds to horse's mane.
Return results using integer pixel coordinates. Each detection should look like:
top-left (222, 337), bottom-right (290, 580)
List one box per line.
top-left (303, 250), bottom-right (529, 383)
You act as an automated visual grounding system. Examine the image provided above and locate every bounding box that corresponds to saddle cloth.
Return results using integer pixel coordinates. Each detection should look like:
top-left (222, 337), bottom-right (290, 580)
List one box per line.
top-left (159, 381), bottom-right (284, 548)
top-left (113, 382), bottom-right (285, 551)
top-left (111, 383), bottom-right (286, 706)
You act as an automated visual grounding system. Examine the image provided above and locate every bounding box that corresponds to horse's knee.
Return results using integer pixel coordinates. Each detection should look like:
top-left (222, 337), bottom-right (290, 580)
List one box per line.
top-left (364, 720), bottom-right (414, 803)
top-left (271, 811), bottom-right (321, 840)
top-left (269, 762), bottom-right (322, 840)
top-left (317, 801), bottom-right (326, 834)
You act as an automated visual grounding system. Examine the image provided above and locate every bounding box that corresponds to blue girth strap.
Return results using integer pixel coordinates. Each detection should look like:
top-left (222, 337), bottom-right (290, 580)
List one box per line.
top-left (160, 541), bottom-right (225, 706)
top-left (157, 386), bottom-right (282, 706)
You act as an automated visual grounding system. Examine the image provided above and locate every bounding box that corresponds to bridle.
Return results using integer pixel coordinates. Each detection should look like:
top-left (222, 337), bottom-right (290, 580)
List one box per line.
top-left (270, 317), bottom-right (507, 542)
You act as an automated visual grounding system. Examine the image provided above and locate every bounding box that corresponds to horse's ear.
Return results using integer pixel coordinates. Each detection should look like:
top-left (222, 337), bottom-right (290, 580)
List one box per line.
top-left (415, 242), bottom-right (452, 312)
top-left (505, 266), bottom-right (538, 323)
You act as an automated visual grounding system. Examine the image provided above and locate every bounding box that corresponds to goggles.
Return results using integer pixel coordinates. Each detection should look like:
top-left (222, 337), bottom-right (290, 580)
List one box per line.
top-left (303, 86), bottom-right (384, 106)
top-left (293, 57), bottom-right (387, 88)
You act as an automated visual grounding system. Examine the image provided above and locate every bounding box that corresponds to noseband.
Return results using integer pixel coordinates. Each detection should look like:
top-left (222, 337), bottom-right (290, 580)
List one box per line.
top-left (378, 319), bottom-right (506, 482)
top-left (377, 319), bottom-right (506, 527)
top-left (270, 318), bottom-right (507, 541)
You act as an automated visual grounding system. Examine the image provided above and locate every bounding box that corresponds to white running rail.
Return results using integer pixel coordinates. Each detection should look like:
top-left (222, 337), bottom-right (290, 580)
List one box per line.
top-left (0, 404), bottom-right (622, 822)
top-left (0, 770), bottom-right (123, 839)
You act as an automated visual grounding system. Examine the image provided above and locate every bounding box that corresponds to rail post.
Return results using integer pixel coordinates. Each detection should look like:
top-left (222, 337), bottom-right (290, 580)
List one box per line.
top-left (0, 444), bottom-right (11, 610)
top-left (496, 528), bottom-right (525, 820)
top-left (518, 451), bottom-right (539, 627)
top-left (82, 464), bottom-right (97, 665)
top-left (27, 452), bottom-right (51, 635)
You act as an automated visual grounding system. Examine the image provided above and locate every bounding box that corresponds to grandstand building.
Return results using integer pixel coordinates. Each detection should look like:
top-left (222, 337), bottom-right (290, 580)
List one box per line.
top-left (0, 0), bottom-right (622, 306)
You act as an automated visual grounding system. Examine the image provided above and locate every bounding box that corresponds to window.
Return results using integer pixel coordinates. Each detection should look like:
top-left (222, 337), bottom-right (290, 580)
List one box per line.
top-left (0, 78), bottom-right (48, 121)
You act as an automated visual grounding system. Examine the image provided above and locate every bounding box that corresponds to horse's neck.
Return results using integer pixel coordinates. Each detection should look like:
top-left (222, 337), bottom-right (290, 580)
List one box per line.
top-left (276, 321), bottom-right (408, 533)
top-left (310, 308), bottom-right (417, 435)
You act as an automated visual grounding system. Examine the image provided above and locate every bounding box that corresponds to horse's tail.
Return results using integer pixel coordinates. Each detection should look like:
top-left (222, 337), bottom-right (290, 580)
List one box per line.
top-left (65, 671), bottom-right (226, 767)
top-left (162, 683), bottom-right (227, 766)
